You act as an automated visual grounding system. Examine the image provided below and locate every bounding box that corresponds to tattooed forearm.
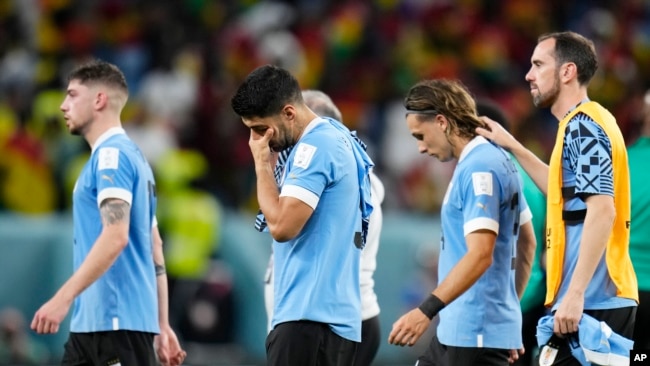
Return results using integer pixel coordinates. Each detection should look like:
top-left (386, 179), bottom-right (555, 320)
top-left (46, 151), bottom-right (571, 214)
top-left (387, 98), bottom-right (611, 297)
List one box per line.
top-left (100, 199), bottom-right (131, 226)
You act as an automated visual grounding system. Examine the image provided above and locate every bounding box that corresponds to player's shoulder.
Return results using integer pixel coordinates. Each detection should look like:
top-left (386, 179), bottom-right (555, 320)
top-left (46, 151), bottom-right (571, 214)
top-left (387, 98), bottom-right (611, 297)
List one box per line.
top-left (298, 124), bottom-right (353, 161)
top-left (96, 133), bottom-right (136, 150)
top-left (464, 140), bottom-right (507, 168)
top-left (302, 121), bottom-right (342, 143)
top-left (566, 112), bottom-right (603, 134)
top-left (94, 136), bottom-right (143, 168)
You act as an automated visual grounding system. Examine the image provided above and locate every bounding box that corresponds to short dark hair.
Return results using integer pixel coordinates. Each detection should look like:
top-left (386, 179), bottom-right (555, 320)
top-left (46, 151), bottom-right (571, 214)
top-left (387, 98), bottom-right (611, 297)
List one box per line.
top-left (67, 59), bottom-right (128, 95)
top-left (476, 99), bottom-right (510, 132)
top-left (231, 64), bottom-right (302, 119)
top-left (538, 31), bottom-right (598, 86)
top-left (404, 79), bottom-right (486, 140)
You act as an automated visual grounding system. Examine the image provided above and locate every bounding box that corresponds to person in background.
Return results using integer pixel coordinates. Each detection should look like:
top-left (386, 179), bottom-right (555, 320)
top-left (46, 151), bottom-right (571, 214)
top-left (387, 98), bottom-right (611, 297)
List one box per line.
top-left (477, 31), bottom-right (637, 365)
top-left (30, 60), bottom-right (185, 366)
top-left (477, 99), bottom-right (548, 366)
top-left (627, 89), bottom-right (650, 350)
top-left (388, 79), bottom-right (536, 366)
top-left (231, 64), bottom-right (374, 365)
top-left (0, 307), bottom-right (50, 364)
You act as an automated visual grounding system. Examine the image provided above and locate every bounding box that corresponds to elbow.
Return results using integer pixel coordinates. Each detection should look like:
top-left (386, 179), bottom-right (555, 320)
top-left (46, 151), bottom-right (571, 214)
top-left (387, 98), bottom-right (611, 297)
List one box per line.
top-left (106, 231), bottom-right (129, 251)
top-left (114, 235), bottom-right (129, 251)
top-left (599, 200), bottom-right (617, 224)
top-left (269, 224), bottom-right (300, 243)
top-left (476, 253), bottom-right (493, 273)
top-left (586, 195), bottom-right (616, 224)
top-left (270, 231), bottom-right (298, 243)
top-left (482, 256), bottom-right (493, 272)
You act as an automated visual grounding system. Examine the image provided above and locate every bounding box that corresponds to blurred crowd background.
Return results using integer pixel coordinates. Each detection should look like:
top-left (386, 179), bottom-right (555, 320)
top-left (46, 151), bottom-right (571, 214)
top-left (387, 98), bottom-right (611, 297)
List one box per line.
top-left (1, 0), bottom-right (650, 365)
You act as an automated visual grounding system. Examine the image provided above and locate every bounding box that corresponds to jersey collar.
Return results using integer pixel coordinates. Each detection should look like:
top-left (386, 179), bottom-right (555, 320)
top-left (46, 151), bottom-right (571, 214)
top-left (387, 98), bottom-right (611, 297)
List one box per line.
top-left (458, 135), bottom-right (489, 163)
top-left (92, 127), bottom-right (126, 153)
top-left (300, 116), bottom-right (328, 140)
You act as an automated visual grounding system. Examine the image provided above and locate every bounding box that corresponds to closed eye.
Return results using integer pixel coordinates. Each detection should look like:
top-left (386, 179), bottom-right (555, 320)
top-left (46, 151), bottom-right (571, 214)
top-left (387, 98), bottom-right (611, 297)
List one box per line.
top-left (252, 126), bottom-right (269, 135)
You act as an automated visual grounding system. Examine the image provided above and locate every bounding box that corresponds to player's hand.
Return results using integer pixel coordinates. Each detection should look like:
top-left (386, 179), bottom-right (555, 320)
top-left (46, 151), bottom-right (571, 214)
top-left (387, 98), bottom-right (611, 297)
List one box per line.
top-left (249, 128), bottom-right (274, 166)
top-left (155, 324), bottom-right (187, 366)
top-left (553, 291), bottom-right (583, 336)
top-left (475, 116), bottom-right (518, 151)
top-left (508, 348), bottom-right (524, 363)
top-left (30, 294), bottom-right (72, 334)
top-left (388, 308), bottom-right (431, 347)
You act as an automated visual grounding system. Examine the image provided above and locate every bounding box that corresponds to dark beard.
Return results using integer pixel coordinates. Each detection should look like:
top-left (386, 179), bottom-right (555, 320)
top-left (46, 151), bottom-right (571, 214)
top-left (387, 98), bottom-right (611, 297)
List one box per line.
top-left (532, 73), bottom-right (561, 108)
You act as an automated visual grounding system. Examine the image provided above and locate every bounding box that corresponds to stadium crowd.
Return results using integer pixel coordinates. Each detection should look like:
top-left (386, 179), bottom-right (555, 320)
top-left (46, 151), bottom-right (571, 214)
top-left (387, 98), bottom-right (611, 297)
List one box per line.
top-left (0, 0), bottom-right (649, 215)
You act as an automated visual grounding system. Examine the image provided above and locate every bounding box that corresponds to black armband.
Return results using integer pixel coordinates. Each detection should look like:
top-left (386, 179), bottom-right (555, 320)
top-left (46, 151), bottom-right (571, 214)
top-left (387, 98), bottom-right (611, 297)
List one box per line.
top-left (418, 294), bottom-right (445, 320)
top-left (155, 264), bottom-right (166, 276)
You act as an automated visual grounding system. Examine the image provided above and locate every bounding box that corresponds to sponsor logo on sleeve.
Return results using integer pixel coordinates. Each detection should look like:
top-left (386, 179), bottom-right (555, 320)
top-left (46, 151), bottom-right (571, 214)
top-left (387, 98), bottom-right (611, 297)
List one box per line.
top-left (472, 172), bottom-right (493, 196)
top-left (98, 147), bottom-right (119, 170)
top-left (293, 143), bottom-right (316, 169)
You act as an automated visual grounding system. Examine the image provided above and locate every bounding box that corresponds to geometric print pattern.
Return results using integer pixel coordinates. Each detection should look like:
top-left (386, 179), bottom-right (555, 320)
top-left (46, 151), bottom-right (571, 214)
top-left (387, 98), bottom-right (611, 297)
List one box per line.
top-left (562, 112), bottom-right (614, 196)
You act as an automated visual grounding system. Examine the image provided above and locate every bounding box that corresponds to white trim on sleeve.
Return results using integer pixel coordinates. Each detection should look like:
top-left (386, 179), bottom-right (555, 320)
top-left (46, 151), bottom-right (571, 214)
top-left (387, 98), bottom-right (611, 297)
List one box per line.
top-left (464, 217), bottom-right (499, 236)
top-left (97, 187), bottom-right (133, 207)
top-left (280, 184), bottom-right (319, 209)
top-left (520, 207), bottom-right (533, 225)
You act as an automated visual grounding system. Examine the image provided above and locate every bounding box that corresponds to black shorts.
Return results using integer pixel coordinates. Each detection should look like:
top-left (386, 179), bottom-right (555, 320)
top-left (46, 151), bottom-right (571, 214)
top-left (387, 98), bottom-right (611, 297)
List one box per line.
top-left (354, 315), bottom-right (381, 366)
top-left (418, 334), bottom-right (510, 366)
top-left (266, 320), bottom-right (358, 366)
top-left (61, 330), bottom-right (156, 366)
top-left (633, 290), bottom-right (650, 349)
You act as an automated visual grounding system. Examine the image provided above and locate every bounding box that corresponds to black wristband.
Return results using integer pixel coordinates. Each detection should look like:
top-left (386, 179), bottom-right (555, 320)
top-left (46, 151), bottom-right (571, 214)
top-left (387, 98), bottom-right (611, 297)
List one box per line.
top-left (418, 294), bottom-right (445, 320)
top-left (155, 264), bottom-right (166, 276)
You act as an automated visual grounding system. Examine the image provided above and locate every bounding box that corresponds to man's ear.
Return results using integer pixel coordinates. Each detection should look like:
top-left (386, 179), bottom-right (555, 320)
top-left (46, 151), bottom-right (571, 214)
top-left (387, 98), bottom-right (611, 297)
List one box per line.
top-left (561, 62), bottom-right (577, 83)
top-left (437, 114), bottom-right (449, 133)
top-left (95, 91), bottom-right (108, 110)
top-left (282, 104), bottom-right (297, 121)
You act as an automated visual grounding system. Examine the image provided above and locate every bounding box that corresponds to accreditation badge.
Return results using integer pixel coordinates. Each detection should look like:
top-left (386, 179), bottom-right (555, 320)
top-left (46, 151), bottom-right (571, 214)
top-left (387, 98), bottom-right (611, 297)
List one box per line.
top-left (539, 344), bottom-right (559, 366)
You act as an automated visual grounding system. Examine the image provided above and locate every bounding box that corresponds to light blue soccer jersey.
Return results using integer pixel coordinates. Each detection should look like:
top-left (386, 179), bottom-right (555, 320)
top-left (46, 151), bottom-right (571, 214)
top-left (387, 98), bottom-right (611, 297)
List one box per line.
top-left (437, 136), bottom-right (532, 349)
top-left (554, 113), bottom-right (636, 311)
top-left (70, 127), bottom-right (159, 333)
top-left (272, 117), bottom-right (363, 342)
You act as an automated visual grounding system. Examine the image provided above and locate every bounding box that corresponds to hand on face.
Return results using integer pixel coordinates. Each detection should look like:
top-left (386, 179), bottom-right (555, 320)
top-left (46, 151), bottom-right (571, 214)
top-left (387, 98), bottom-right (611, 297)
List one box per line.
top-left (249, 128), bottom-right (274, 166)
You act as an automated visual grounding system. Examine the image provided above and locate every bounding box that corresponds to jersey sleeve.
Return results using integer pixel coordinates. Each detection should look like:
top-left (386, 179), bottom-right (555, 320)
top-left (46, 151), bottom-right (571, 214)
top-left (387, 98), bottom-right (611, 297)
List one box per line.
top-left (460, 169), bottom-right (502, 236)
top-left (516, 172), bottom-right (533, 225)
top-left (280, 141), bottom-right (329, 209)
top-left (564, 113), bottom-right (614, 197)
top-left (94, 146), bottom-right (136, 207)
